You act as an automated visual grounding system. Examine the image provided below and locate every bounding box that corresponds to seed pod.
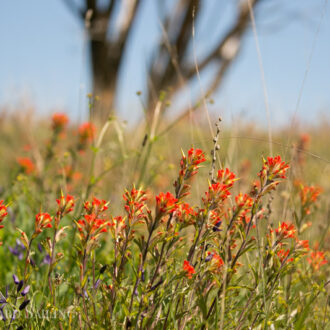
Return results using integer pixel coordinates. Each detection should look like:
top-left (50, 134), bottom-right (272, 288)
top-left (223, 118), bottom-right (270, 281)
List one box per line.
top-left (17, 280), bottom-right (23, 293)
top-left (100, 265), bottom-right (107, 274)
top-left (19, 299), bottom-right (30, 311)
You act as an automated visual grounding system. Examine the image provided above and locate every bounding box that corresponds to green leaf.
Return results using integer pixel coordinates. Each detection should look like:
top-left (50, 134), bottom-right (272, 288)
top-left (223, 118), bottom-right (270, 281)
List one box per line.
top-left (294, 295), bottom-right (317, 330)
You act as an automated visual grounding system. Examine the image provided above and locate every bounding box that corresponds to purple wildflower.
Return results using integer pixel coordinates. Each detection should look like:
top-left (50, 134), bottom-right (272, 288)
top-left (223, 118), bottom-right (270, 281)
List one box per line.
top-left (205, 253), bottom-right (214, 262)
top-left (8, 239), bottom-right (25, 260)
top-left (10, 309), bottom-right (18, 321)
top-left (42, 254), bottom-right (51, 265)
top-left (21, 285), bottom-right (30, 296)
top-left (13, 274), bottom-right (19, 285)
top-left (38, 243), bottom-right (43, 253)
top-left (0, 308), bottom-right (6, 321)
top-left (94, 279), bottom-right (101, 290)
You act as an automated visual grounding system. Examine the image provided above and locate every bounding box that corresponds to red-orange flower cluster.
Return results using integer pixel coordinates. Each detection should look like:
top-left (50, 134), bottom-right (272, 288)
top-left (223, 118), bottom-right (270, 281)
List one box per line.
top-left (209, 209), bottom-right (222, 232)
top-left (0, 200), bottom-right (7, 245)
top-left (108, 216), bottom-right (127, 239)
top-left (78, 197), bottom-right (110, 242)
top-left (56, 194), bottom-right (75, 218)
top-left (235, 193), bottom-right (253, 210)
top-left (187, 148), bottom-right (206, 166)
top-left (174, 148), bottom-right (206, 199)
top-left (123, 187), bottom-right (147, 223)
top-left (203, 168), bottom-right (236, 209)
top-left (84, 197), bottom-right (109, 215)
top-left (0, 200), bottom-right (8, 225)
top-left (277, 249), bottom-right (293, 263)
top-left (296, 239), bottom-right (309, 251)
top-left (78, 122), bottom-right (96, 149)
top-left (308, 246), bottom-right (327, 271)
top-left (183, 260), bottom-right (195, 279)
top-left (203, 182), bottom-right (231, 208)
top-left (234, 193), bottom-right (254, 225)
top-left (296, 133), bottom-right (310, 165)
top-left (17, 157), bottom-right (35, 174)
top-left (296, 183), bottom-right (322, 216)
top-left (52, 113), bottom-right (69, 131)
top-left (175, 203), bottom-right (195, 225)
top-left (217, 168), bottom-right (236, 188)
top-left (77, 214), bottom-right (108, 239)
top-left (156, 192), bottom-right (178, 216)
top-left (206, 252), bottom-right (224, 271)
top-left (258, 156), bottom-right (289, 187)
top-left (275, 222), bottom-right (296, 239)
top-left (35, 213), bottom-right (52, 234)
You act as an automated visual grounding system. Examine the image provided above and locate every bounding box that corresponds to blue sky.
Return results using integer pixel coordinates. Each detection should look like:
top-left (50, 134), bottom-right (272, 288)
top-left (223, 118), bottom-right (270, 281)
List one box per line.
top-left (0, 0), bottom-right (329, 126)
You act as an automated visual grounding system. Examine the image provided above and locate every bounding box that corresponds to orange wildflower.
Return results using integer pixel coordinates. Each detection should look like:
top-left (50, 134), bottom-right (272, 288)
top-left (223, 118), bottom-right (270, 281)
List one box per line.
top-left (217, 168), bottom-right (236, 188)
top-left (17, 157), bottom-right (35, 174)
top-left (52, 113), bottom-right (69, 131)
top-left (78, 122), bottom-right (95, 145)
top-left (275, 222), bottom-right (296, 239)
top-left (308, 245), bottom-right (327, 271)
top-left (183, 260), bottom-right (195, 279)
top-left (155, 192), bottom-right (178, 216)
top-left (174, 148), bottom-right (206, 199)
top-left (56, 194), bottom-right (75, 217)
top-left (258, 155), bottom-right (289, 187)
top-left (0, 200), bottom-right (7, 246)
top-left (277, 249), bottom-right (293, 263)
top-left (35, 213), bottom-right (52, 234)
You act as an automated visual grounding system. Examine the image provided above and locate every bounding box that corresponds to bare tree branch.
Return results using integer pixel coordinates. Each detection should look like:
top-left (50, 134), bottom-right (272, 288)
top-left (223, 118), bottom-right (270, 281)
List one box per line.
top-left (106, 0), bottom-right (116, 17)
top-left (116, 0), bottom-right (142, 52)
top-left (161, 0), bottom-right (201, 86)
top-left (148, 0), bottom-right (202, 108)
top-left (183, 0), bottom-right (261, 80)
top-left (86, 0), bottom-right (97, 14)
top-left (159, 0), bottom-right (264, 134)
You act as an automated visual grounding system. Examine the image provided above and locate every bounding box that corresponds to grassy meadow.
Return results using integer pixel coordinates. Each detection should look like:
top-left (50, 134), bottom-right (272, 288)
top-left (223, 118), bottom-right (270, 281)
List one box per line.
top-left (0, 105), bottom-right (329, 329)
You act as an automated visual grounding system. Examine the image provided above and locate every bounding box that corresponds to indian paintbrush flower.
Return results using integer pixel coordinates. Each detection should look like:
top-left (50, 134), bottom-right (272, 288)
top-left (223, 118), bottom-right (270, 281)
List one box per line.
top-left (78, 122), bottom-right (96, 150)
top-left (217, 168), bottom-right (237, 188)
top-left (84, 197), bottom-right (108, 215)
top-left (174, 148), bottom-right (206, 199)
top-left (307, 244), bottom-right (328, 271)
top-left (17, 157), bottom-right (35, 174)
top-left (277, 249), bottom-right (294, 263)
top-left (0, 200), bottom-right (8, 245)
top-left (183, 260), bottom-right (195, 279)
top-left (275, 222), bottom-right (296, 239)
top-left (155, 192), bottom-right (178, 216)
top-left (56, 194), bottom-right (75, 216)
top-left (295, 182), bottom-right (322, 216)
top-left (34, 213), bottom-right (52, 236)
top-left (258, 155), bottom-right (289, 188)
top-left (51, 113), bottom-right (69, 132)
top-left (123, 187), bottom-right (147, 224)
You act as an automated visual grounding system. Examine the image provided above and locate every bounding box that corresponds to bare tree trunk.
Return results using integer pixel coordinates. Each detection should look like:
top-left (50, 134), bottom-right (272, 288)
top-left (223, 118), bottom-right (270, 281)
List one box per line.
top-left (90, 38), bottom-right (119, 122)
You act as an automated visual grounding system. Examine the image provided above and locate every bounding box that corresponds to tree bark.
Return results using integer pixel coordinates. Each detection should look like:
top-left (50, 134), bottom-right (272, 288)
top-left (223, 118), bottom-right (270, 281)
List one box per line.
top-left (90, 38), bottom-right (119, 122)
